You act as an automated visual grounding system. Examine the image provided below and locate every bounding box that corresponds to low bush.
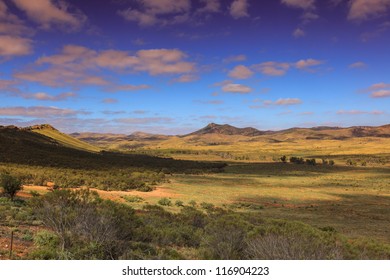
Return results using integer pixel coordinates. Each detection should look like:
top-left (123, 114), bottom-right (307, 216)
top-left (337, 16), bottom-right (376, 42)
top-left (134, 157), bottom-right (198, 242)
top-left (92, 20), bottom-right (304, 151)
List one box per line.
top-left (158, 198), bottom-right (172, 206)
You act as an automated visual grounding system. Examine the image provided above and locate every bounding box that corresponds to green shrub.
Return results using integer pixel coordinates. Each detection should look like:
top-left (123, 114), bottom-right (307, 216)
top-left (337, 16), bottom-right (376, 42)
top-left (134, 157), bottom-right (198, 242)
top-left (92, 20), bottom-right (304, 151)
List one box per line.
top-left (290, 157), bottom-right (304, 164)
top-left (175, 200), bottom-right (184, 207)
top-left (122, 195), bottom-right (144, 203)
top-left (305, 158), bottom-right (316, 166)
top-left (158, 198), bottom-right (172, 206)
top-left (136, 185), bottom-right (155, 192)
top-left (188, 200), bottom-right (197, 207)
top-left (1, 173), bottom-right (22, 201)
top-left (29, 190), bottom-right (40, 197)
top-left (202, 215), bottom-right (250, 259)
top-left (200, 202), bottom-right (215, 211)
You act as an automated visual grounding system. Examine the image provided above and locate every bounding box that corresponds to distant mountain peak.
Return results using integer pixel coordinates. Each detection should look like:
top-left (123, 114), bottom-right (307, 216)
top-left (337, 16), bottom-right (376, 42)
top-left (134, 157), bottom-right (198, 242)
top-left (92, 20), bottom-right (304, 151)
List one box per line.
top-left (186, 123), bottom-right (263, 136)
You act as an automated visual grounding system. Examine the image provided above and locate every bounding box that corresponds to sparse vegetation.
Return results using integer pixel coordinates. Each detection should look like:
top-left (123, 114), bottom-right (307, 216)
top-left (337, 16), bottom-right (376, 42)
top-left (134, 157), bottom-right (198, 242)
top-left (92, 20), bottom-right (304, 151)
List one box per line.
top-left (1, 173), bottom-right (23, 201)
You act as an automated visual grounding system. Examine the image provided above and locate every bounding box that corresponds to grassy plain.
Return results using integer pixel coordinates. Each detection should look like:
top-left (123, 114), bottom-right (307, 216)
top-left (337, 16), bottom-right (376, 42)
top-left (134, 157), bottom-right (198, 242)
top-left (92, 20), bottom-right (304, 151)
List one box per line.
top-left (162, 163), bottom-right (390, 242)
top-left (87, 133), bottom-right (390, 244)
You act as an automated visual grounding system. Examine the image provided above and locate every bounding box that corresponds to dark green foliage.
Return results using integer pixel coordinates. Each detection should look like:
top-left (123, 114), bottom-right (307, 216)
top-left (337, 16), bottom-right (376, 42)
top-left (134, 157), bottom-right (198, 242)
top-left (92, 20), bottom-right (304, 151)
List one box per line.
top-left (188, 200), bottom-right (197, 207)
top-left (245, 220), bottom-right (343, 260)
top-left (158, 197), bottom-right (172, 206)
top-left (31, 189), bottom-right (140, 259)
top-left (280, 155), bottom-right (287, 163)
top-left (290, 157), bottom-right (304, 164)
top-left (306, 158), bottom-right (316, 166)
top-left (122, 195), bottom-right (144, 203)
top-left (1, 173), bottom-right (22, 201)
top-left (175, 200), bottom-right (184, 207)
top-left (30, 230), bottom-right (60, 260)
top-left (200, 202), bottom-right (215, 211)
top-left (29, 190), bottom-right (40, 197)
top-left (202, 214), bottom-right (250, 259)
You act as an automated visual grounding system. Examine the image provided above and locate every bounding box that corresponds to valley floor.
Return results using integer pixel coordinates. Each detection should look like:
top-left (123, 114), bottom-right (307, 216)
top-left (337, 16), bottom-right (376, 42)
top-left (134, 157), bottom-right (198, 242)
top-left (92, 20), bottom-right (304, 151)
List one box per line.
top-left (17, 161), bottom-right (390, 244)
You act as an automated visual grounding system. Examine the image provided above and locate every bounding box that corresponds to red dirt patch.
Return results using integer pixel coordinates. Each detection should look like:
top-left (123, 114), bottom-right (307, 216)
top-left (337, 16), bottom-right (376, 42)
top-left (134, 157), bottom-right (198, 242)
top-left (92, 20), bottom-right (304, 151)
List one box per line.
top-left (20, 184), bottom-right (180, 203)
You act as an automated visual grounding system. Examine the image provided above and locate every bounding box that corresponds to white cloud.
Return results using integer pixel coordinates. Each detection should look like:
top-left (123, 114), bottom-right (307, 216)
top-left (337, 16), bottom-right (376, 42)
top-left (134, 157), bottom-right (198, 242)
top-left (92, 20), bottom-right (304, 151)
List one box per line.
top-left (102, 98), bottom-right (118, 104)
top-left (15, 45), bottom-right (194, 89)
top-left (172, 74), bottom-right (198, 83)
top-left (0, 106), bottom-right (88, 117)
top-left (105, 84), bottom-right (150, 92)
top-left (223, 54), bottom-right (247, 63)
top-left (230, 0), bottom-right (249, 19)
top-left (0, 79), bottom-right (19, 93)
top-left (349, 61), bottom-right (367, 69)
top-left (293, 28), bottom-right (305, 38)
top-left (250, 98), bottom-right (303, 108)
top-left (142, 0), bottom-right (191, 14)
top-left (228, 65), bottom-right (254, 79)
top-left (348, 0), bottom-right (390, 21)
top-left (337, 109), bottom-right (385, 114)
top-left (253, 61), bottom-right (291, 76)
top-left (12, 0), bottom-right (86, 30)
top-left (222, 83), bottom-right (252, 94)
top-left (371, 90), bottom-right (390, 98)
top-left (274, 98), bottom-right (302, 105)
top-left (0, 35), bottom-right (32, 56)
top-left (295, 58), bottom-right (323, 69)
top-left (281, 0), bottom-right (315, 10)
top-left (198, 0), bottom-right (221, 13)
top-left (20, 92), bottom-right (77, 101)
top-left (118, 0), bottom-right (191, 26)
top-left (252, 58), bottom-right (324, 76)
top-left (194, 100), bottom-right (224, 105)
top-left (0, 1), bottom-right (31, 36)
top-left (361, 82), bottom-right (390, 98)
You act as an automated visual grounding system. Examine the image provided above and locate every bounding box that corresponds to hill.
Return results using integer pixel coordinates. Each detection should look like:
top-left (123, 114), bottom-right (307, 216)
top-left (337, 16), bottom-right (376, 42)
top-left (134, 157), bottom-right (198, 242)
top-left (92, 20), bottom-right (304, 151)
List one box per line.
top-left (71, 131), bottom-right (169, 150)
top-left (185, 123), bottom-right (264, 136)
top-left (0, 125), bottom-right (225, 171)
top-left (26, 124), bottom-right (101, 152)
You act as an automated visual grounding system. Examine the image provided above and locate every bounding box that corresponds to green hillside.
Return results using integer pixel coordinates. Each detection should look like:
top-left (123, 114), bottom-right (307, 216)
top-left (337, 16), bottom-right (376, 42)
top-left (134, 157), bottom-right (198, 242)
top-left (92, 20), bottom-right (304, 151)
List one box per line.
top-left (26, 124), bottom-right (101, 152)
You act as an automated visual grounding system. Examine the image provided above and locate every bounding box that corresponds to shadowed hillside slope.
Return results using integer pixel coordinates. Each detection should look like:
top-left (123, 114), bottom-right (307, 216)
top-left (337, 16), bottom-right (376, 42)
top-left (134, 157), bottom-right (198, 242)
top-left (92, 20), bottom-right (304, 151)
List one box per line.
top-left (0, 125), bottom-right (226, 172)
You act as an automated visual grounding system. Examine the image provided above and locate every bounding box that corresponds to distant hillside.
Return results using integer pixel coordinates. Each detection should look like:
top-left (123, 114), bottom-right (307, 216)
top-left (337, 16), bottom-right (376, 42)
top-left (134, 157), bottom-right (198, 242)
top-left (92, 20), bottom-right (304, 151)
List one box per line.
top-left (71, 131), bottom-right (169, 150)
top-left (186, 123), bottom-right (390, 139)
top-left (26, 124), bottom-right (101, 152)
top-left (185, 123), bottom-right (264, 136)
top-left (69, 122), bottom-right (390, 153)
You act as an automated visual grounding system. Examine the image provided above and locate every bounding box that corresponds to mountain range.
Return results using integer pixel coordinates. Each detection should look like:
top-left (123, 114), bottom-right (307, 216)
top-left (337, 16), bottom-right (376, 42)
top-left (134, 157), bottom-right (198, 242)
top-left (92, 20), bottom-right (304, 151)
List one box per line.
top-left (1, 123), bottom-right (390, 154)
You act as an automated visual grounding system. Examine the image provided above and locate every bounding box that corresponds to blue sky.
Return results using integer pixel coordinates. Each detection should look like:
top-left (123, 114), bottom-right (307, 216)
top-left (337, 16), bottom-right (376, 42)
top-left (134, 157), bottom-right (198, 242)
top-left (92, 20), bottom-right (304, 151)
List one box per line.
top-left (0, 0), bottom-right (389, 134)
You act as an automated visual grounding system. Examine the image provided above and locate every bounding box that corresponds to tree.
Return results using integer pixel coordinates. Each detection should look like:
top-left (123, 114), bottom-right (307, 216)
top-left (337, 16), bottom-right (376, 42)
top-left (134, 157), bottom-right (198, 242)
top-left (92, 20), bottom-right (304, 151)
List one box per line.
top-left (280, 155), bottom-right (287, 163)
top-left (0, 173), bottom-right (22, 201)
